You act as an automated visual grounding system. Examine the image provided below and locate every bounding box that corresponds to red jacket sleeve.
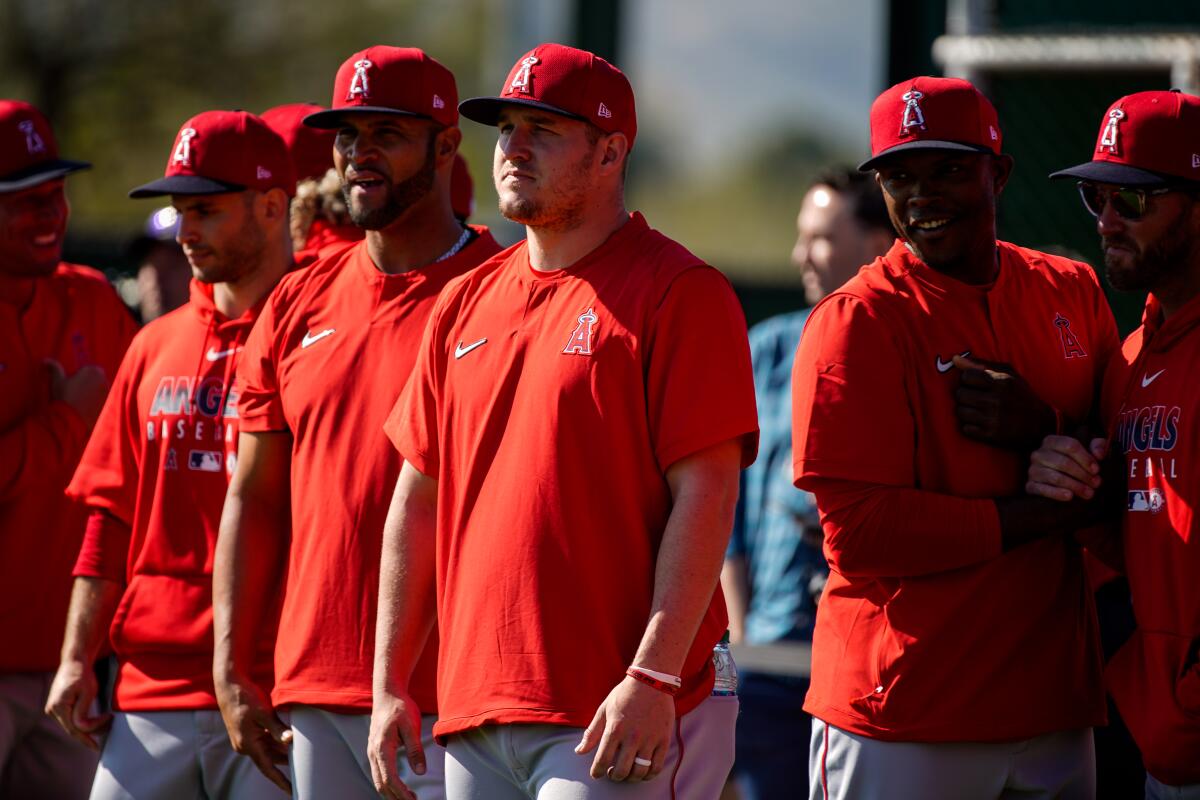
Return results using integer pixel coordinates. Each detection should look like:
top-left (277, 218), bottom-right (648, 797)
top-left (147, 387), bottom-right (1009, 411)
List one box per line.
top-left (73, 508), bottom-right (132, 582)
top-left (0, 400), bottom-right (90, 502)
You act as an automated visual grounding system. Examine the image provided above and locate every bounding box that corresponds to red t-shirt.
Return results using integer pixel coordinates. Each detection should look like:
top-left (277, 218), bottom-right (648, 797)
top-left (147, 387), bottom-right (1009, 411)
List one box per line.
top-left (0, 264), bottom-right (137, 672)
top-left (237, 229), bottom-right (500, 712)
top-left (1101, 293), bottom-right (1200, 786)
top-left (792, 240), bottom-right (1118, 741)
top-left (387, 213), bottom-right (759, 741)
top-left (66, 281), bottom-right (275, 710)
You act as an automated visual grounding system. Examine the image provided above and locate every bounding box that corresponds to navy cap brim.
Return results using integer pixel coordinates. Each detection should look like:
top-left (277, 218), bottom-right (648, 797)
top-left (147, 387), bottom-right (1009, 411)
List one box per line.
top-left (858, 140), bottom-right (994, 172)
top-left (128, 175), bottom-right (245, 199)
top-left (302, 106), bottom-right (430, 129)
top-left (458, 96), bottom-right (587, 127)
top-left (1049, 160), bottom-right (1173, 187)
top-left (0, 159), bottom-right (91, 193)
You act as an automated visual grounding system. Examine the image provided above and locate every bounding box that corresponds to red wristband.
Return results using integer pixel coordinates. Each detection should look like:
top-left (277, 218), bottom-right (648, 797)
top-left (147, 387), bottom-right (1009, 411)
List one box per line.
top-left (625, 667), bottom-right (680, 696)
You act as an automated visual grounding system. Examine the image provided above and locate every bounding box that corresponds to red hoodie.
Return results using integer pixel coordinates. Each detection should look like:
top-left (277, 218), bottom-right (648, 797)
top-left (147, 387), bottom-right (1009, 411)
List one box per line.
top-left (66, 281), bottom-right (274, 710)
top-left (1101, 293), bottom-right (1200, 787)
top-left (0, 263), bottom-right (136, 672)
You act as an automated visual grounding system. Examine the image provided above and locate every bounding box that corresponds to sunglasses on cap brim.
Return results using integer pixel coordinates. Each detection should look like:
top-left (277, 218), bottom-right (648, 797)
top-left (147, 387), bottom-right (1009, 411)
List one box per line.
top-left (1077, 181), bottom-right (1171, 221)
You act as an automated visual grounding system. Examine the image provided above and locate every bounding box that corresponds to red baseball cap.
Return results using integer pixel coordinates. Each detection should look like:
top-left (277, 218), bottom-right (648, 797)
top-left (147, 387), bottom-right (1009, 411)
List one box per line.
top-left (859, 76), bottom-right (1002, 171)
top-left (1050, 90), bottom-right (1200, 187)
top-left (129, 110), bottom-right (296, 198)
top-left (459, 43), bottom-right (637, 146)
top-left (261, 103), bottom-right (336, 182)
top-left (0, 100), bottom-right (90, 193)
top-left (451, 153), bottom-right (473, 220)
top-left (303, 46), bottom-right (458, 129)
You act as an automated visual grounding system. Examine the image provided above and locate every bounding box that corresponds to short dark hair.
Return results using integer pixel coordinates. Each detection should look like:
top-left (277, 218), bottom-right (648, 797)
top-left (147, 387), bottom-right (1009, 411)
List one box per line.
top-left (809, 167), bottom-right (891, 234)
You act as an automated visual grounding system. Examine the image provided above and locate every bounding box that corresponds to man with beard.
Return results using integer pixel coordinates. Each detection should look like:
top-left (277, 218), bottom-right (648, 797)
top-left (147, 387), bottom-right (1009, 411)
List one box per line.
top-left (45, 110), bottom-right (295, 800)
top-left (791, 77), bottom-right (1121, 798)
top-left (1028, 90), bottom-right (1200, 798)
top-left (369, 43), bottom-right (758, 800)
top-left (0, 99), bottom-right (136, 798)
top-left (213, 47), bottom-right (500, 800)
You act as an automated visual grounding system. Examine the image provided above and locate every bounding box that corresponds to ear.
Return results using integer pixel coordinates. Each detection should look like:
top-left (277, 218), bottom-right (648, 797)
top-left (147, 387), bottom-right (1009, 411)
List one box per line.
top-left (990, 154), bottom-right (1015, 196)
top-left (259, 188), bottom-right (291, 224)
top-left (597, 132), bottom-right (629, 177)
top-left (434, 126), bottom-right (462, 170)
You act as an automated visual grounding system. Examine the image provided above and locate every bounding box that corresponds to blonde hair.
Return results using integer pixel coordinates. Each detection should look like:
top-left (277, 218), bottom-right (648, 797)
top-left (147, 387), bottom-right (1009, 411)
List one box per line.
top-left (289, 168), bottom-right (351, 251)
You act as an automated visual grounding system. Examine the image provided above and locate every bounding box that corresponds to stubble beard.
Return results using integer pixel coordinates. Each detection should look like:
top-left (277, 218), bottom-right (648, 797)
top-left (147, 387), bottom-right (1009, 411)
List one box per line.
top-left (497, 148), bottom-right (594, 232)
top-left (1104, 209), bottom-right (1191, 294)
top-left (193, 208), bottom-right (267, 287)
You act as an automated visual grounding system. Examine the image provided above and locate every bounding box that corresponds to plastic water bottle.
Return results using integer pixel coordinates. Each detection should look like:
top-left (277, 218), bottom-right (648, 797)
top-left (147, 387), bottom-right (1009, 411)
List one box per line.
top-left (712, 631), bottom-right (738, 696)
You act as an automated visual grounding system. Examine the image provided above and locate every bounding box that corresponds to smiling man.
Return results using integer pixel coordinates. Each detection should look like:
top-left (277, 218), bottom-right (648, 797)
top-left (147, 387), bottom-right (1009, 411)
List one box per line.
top-left (791, 77), bottom-right (1121, 799)
top-left (212, 47), bottom-right (499, 800)
top-left (45, 109), bottom-right (296, 800)
top-left (0, 99), bottom-right (136, 799)
top-left (368, 43), bottom-right (758, 800)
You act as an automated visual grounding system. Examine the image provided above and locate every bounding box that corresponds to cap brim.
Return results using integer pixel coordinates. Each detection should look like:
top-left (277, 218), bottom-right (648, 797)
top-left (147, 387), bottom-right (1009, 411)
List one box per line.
top-left (458, 96), bottom-right (587, 127)
top-left (858, 140), bottom-right (994, 172)
top-left (302, 106), bottom-right (430, 129)
top-left (0, 159), bottom-right (91, 193)
top-left (128, 175), bottom-right (245, 199)
top-left (1049, 161), bottom-right (1173, 187)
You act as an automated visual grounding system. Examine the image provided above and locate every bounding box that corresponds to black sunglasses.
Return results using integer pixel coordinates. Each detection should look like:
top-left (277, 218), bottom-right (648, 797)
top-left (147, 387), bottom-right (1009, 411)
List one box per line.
top-left (1077, 181), bottom-right (1171, 221)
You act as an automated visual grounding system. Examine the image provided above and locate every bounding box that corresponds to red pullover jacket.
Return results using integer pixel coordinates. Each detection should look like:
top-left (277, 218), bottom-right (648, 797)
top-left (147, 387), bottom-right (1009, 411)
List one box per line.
top-left (0, 264), bottom-right (136, 672)
top-left (67, 281), bottom-right (274, 709)
top-left (1101, 293), bottom-right (1200, 786)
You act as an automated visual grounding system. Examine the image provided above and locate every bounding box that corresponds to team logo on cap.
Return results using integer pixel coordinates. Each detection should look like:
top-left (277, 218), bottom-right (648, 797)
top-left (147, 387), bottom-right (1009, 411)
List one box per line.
top-left (597, 103), bottom-right (612, 119)
top-left (173, 128), bottom-right (198, 166)
top-left (509, 55), bottom-right (539, 95)
top-left (1099, 108), bottom-right (1125, 154)
top-left (562, 307), bottom-right (597, 356)
top-left (900, 89), bottom-right (927, 135)
top-left (348, 58), bottom-right (373, 101)
top-left (17, 120), bottom-right (45, 155)
top-left (433, 94), bottom-right (445, 109)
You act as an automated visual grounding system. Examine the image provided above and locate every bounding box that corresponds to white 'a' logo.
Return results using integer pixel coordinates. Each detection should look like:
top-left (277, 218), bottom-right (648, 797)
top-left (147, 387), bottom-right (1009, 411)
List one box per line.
top-left (900, 89), bottom-right (926, 133)
top-left (1100, 108), bottom-right (1125, 153)
top-left (509, 56), bottom-right (539, 94)
top-left (562, 307), bottom-right (598, 355)
top-left (348, 59), bottom-right (372, 100)
top-left (173, 128), bottom-right (198, 165)
top-left (18, 120), bottom-right (44, 154)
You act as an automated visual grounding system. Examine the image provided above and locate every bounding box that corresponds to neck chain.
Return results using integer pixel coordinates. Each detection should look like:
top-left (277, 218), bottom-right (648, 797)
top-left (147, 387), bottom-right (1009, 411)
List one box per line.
top-left (436, 225), bottom-right (472, 263)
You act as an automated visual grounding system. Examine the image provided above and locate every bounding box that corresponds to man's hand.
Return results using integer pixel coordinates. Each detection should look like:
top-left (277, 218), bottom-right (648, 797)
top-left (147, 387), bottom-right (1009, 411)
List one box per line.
top-left (953, 355), bottom-right (1055, 450)
top-left (44, 658), bottom-right (110, 750)
top-left (1027, 434), bottom-right (1108, 502)
top-left (575, 676), bottom-right (674, 783)
top-left (46, 360), bottom-right (108, 427)
top-left (214, 672), bottom-right (292, 793)
top-left (367, 688), bottom-right (424, 800)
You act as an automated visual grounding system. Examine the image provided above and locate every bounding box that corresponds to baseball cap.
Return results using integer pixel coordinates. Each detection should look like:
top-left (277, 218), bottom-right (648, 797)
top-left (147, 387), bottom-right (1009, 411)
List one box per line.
top-left (1050, 90), bottom-right (1200, 187)
top-left (459, 43), bottom-right (637, 146)
top-left (859, 76), bottom-right (1002, 172)
top-left (451, 154), bottom-right (473, 220)
top-left (129, 110), bottom-right (296, 198)
top-left (0, 100), bottom-right (90, 193)
top-left (128, 206), bottom-right (182, 261)
top-left (261, 103), bottom-right (336, 182)
top-left (303, 47), bottom-right (458, 129)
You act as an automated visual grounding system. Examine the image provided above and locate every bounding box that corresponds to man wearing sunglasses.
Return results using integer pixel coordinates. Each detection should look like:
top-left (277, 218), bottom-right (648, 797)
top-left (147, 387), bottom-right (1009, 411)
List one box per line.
top-left (1030, 90), bottom-right (1200, 798)
top-left (792, 76), bottom-right (1121, 798)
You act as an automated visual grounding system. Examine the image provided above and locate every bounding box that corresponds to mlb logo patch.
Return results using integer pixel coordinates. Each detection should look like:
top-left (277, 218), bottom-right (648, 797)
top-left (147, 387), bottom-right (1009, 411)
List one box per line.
top-left (188, 450), bottom-right (223, 472)
top-left (1128, 489), bottom-right (1165, 513)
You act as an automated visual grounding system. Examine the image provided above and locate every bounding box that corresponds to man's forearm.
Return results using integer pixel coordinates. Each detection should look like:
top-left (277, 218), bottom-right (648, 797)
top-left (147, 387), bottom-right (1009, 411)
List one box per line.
top-left (373, 462), bottom-right (439, 696)
top-left (632, 440), bottom-right (742, 675)
top-left (60, 576), bottom-right (123, 665)
top-left (213, 491), bottom-right (288, 679)
top-left (719, 556), bottom-right (748, 644)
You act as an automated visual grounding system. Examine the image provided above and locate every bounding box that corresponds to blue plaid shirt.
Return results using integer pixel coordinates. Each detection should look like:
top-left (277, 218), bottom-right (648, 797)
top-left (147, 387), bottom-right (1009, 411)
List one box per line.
top-left (727, 309), bottom-right (828, 644)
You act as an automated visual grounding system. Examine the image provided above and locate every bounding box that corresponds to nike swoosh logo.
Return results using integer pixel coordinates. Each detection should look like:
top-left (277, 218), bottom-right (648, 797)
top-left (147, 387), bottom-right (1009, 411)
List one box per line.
top-left (301, 329), bottom-right (335, 349)
top-left (1142, 368), bottom-right (1166, 387)
top-left (205, 346), bottom-right (242, 362)
top-left (936, 350), bottom-right (971, 373)
top-left (454, 338), bottom-right (487, 359)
